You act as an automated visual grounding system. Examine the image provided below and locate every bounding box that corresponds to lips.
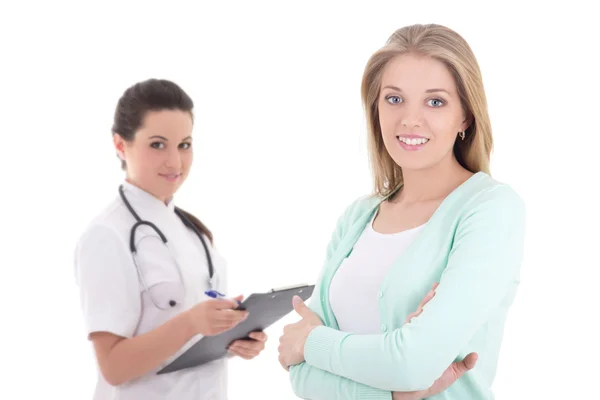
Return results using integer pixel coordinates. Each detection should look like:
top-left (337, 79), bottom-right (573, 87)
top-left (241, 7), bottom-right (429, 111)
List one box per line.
top-left (159, 173), bottom-right (181, 182)
top-left (396, 135), bottom-right (429, 151)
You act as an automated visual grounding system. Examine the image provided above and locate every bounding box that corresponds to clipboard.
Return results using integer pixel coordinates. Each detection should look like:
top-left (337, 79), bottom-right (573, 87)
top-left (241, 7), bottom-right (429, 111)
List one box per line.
top-left (157, 283), bottom-right (315, 375)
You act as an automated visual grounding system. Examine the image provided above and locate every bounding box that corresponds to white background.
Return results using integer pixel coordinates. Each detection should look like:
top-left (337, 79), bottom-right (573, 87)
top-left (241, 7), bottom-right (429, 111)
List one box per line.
top-left (2, 1), bottom-right (599, 399)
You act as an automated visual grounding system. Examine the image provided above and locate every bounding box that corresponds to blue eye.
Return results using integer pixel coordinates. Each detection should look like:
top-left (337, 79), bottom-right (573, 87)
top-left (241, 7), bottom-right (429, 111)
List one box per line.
top-left (427, 98), bottom-right (445, 107)
top-left (386, 95), bottom-right (403, 104)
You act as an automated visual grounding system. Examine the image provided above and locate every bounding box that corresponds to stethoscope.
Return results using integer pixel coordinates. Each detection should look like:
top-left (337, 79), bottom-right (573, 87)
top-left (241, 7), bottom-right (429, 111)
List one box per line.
top-left (118, 185), bottom-right (215, 310)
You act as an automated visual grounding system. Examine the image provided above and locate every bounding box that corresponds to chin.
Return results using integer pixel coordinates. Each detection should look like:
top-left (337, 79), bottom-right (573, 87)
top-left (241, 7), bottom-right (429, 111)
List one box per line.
top-left (152, 183), bottom-right (178, 200)
top-left (160, 184), bottom-right (180, 196)
top-left (391, 155), bottom-right (436, 172)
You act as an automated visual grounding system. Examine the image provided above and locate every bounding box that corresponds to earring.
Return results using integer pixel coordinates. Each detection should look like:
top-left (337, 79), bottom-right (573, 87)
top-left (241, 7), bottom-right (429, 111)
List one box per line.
top-left (459, 130), bottom-right (465, 140)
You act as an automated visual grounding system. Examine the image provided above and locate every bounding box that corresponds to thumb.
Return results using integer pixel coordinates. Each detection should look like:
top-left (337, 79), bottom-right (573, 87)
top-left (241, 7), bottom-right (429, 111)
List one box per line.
top-left (230, 294), bottom-right (244, 308)
top-left (292, 296), bottom-right (310, 316)
top-left (460, 353), bottom-right (478, 371)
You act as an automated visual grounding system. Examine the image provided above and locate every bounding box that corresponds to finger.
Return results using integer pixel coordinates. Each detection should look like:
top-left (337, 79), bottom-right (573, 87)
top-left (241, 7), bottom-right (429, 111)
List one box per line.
top-left (229, 339), bottom-right (263, 350)
top-left (228, 344), bottom-right (259, 359)
top-left (278, 354), bottom-right (289, 371)
top-left (232, 294), bottom-right (244, 303)
top-left (292, 296), bottom-right (311, 318)
top-left (228, 347), bottom-right (253, 360)
top-left (450, 353), bottom-right (478, 378)
top-left (248, 331), bottom-right (268, 341)
top-left (406, 301), bottom-right (429, 323)
top-left (215, 310), bottom-right (249, 322)
top-left (432, 282), bottom-right (439, 291)
top-left (209, 298), bottom-right (243, 310)
top-left (228, 346), bottom-right (248, 358)
top-left (405, 311), bottom-right (419, 324)
top-left (419, 289), bottom-right (436, 308)
top-left (461, 352), bottom-right (478, 370)
top-left (229, 339), bottom-right (265, 352)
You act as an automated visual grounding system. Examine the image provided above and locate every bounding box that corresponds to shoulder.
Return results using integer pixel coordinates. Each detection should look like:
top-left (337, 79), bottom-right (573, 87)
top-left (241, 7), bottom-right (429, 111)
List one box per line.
top-left (331, 193), bottom-right (382, 235)
top-left (340, 193), bottom-right (381, 220)
top-left (75, 197), bottom-right (132, 253)
top-left (448, 172), bottom-right (526, 238)
top-left (74, 204), bottom-right (137, 281)
top-left (462, 172), bottom-right (525, 216)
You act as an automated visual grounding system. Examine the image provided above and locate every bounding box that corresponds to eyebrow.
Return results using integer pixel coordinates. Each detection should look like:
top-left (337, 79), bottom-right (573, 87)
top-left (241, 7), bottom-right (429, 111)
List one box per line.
top-left (382, 85), bottom-right (451, 95)
top-left (148, 135), bottom-right (192, 141)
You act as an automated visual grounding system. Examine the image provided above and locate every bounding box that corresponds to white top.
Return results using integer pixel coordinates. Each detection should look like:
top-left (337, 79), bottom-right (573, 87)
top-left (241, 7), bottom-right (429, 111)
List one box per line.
top-left (74, 181), bottom-right (229, 400)
top-left (329, 211), bottom-right (424, 334)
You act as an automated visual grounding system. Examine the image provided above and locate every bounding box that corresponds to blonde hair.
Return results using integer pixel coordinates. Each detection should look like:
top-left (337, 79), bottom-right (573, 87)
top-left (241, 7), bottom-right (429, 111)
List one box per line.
top-left (361, 24), bottom-right (493, 197)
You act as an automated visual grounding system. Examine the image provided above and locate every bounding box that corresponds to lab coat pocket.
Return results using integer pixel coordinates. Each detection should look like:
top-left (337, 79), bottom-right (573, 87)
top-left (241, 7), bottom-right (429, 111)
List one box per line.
top-left (145, 279), bottom-right (185, 310)
top-left (134, 235), bottom-right (185, 310)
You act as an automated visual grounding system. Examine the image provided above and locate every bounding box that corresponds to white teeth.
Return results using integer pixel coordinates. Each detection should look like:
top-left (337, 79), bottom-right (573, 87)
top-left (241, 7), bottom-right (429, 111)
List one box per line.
top-left (398, 137), bottom-right (429, 145)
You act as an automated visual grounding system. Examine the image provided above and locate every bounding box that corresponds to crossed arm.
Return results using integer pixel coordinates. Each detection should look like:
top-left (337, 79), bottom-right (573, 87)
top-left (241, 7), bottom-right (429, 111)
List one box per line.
top-left (282, 187), bottom-right (525, 398)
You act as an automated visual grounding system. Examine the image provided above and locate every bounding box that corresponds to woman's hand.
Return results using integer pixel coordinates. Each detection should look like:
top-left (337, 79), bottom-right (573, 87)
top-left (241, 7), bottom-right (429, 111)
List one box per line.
top-left (278, 296), bottom-right (323, 370)
top-left (187, 295), bottom-right (248, 336)
top-left (391, 353), bottom-right (478, 400)
top-left (227, 331), bottom-right (268, 360)
top-left (405, 283), bottom-right (438, 324)
top-left (392, 283), bottom-right (478, 399)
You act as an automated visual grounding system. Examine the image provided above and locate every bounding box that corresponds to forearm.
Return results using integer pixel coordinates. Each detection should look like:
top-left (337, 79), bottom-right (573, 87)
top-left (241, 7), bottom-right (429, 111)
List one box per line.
top-left (289, 362), bottom-right (392, 400)
top-left (305, 324), bottom-right (454, 391)
top-left (96, 312), bottom-right (196, 385)
top-left (304, 275), bottom-right (517, 391)
top-left (303, 186), bottom-right (525, 391)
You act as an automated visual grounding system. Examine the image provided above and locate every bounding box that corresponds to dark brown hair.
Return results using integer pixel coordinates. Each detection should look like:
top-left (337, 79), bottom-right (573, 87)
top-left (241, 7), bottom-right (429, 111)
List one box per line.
top-left (111, 78), bottom-right (213, 243)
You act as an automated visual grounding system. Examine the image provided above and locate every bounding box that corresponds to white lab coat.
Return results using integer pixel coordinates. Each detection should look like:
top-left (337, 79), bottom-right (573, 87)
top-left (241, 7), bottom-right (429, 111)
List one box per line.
top-left (74, 181), bottom-right (228, 400)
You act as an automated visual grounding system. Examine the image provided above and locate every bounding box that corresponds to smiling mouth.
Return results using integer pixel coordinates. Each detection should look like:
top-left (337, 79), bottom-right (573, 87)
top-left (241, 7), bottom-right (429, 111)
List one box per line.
top-left (396, 135), bottom-right (430, 151)
top-left (397, 136), bottom-right (430, 145)
top-left (159, 173), bottom-right (181, 182)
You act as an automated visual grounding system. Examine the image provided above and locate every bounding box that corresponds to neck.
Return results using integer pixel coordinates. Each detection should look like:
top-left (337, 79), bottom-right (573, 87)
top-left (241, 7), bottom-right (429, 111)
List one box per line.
top-left (396, 155), bottom-right (472, 204)
top-left (125, 177), bottom-right (171, 205)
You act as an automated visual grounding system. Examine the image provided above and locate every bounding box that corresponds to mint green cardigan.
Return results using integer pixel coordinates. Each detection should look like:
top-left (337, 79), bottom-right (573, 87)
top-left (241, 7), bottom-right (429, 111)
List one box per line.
top-left (289, 172), bottom-right (526, 399)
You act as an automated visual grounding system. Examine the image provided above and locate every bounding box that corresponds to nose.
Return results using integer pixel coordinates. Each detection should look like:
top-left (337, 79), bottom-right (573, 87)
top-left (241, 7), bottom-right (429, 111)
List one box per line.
top-left (400, 103), bottom-right (423, 128)
top-left (165, 147), bottom-right (182, 169)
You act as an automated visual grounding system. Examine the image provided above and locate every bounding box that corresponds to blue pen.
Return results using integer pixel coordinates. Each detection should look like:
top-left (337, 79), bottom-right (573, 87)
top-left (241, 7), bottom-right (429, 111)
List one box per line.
top-left (205, 290), bottom-right (241, 306)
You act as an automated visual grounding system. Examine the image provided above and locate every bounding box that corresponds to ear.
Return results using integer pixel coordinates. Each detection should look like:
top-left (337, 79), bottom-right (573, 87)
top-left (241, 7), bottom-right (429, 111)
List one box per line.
top-left (113, 133), bottom-right (126, 161)
top-left (461, 113), bottom-right (474, 133)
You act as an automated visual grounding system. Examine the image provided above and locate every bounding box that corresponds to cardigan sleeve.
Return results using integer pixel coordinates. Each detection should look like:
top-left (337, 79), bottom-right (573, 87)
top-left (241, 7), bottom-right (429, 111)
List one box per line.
top-left (289, 362), bottom-right (392, 400)
top-left (303, 185), bottom-right (526, 392)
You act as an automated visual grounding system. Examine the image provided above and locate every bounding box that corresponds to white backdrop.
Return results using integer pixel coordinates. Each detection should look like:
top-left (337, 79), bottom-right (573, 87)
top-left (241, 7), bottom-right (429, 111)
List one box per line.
top-left (2, 1), bottom-right (599, 399)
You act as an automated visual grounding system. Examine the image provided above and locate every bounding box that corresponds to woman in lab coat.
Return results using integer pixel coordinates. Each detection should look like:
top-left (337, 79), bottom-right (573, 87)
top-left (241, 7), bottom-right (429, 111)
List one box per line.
top-left (74, 78), bottom-right (267, 400)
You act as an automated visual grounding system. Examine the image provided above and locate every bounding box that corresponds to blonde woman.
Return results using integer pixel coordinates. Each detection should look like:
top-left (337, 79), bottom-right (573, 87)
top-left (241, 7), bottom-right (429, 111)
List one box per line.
top-left (278, 24), bottom-right (525, 400)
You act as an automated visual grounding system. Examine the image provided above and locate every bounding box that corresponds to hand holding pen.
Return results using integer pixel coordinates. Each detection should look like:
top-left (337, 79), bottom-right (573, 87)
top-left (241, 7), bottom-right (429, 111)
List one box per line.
top-left (205, 290), bottom-right (243, 306)
top-left (183, 292), bottom-right (247, 336)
